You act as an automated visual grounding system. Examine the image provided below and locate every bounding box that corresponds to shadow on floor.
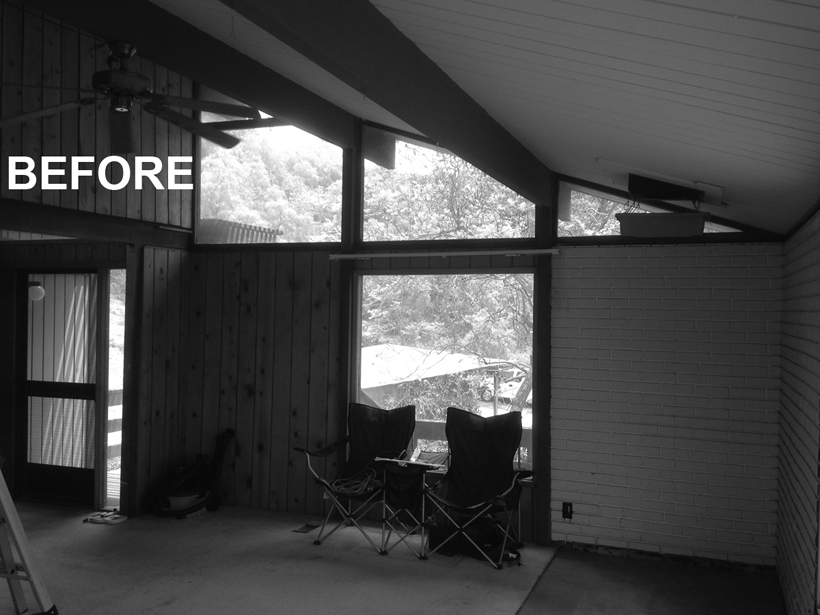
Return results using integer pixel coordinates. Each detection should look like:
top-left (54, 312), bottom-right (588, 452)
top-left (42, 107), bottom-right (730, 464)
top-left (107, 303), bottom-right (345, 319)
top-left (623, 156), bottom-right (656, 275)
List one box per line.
top-left (518, 544), bottom-right (787, 615)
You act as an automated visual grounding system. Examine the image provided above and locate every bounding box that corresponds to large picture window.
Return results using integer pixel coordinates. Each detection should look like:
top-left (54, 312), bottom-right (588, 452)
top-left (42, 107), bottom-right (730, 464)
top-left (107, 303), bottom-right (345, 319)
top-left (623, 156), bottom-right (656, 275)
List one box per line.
top-left (358, 272), bottom-right (534, 465)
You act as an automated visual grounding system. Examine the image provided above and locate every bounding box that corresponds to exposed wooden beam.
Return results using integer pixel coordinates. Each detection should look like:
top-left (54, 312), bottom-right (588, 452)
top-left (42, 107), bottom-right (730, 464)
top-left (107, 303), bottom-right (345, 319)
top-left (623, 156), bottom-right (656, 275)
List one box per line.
top-left (20, 0), bottom-right (358, 149)
top-left (218, 0), bottom-right (553, 206)
top-left (0, 198), bottom-right (191, 249)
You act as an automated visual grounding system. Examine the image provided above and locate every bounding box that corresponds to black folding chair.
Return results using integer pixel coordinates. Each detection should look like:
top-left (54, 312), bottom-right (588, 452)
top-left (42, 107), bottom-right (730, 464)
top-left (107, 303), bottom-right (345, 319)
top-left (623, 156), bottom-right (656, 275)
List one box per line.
top-left (295, 402), bottom-right (415, 553)
top-left (424, 407), bottom-right (532, 569)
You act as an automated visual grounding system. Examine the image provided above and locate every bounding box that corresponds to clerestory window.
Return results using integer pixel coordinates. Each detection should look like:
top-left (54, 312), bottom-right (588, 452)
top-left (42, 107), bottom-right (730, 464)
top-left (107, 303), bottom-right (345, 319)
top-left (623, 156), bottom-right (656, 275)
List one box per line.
top-left (197, 120), bottom-right (343, 244)
top-left (363, 129), bottom-right (535, 242)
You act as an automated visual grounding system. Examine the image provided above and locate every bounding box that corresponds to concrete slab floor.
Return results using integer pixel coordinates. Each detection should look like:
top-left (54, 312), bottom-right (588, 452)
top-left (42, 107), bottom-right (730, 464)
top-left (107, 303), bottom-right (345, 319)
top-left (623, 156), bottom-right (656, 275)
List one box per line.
top-left (518, 545), bottom-right (788, 615)
top-left (1, 501), bottom-right (556, 615)
top-left (1, 501), bottom-right (788, 615)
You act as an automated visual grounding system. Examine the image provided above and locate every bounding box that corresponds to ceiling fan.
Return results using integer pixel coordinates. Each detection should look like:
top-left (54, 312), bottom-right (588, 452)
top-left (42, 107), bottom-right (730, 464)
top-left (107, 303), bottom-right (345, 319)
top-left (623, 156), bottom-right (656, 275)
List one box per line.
top-left (0, 41), bottom-right (271, 152)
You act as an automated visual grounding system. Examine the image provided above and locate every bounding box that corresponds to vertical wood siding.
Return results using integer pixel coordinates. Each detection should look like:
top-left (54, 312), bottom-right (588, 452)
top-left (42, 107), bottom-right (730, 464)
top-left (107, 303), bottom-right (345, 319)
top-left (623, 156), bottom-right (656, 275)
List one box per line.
top-left (135, 248), bottom-right (343, 516)
top-left (0, 2), bottom-right (194, 227)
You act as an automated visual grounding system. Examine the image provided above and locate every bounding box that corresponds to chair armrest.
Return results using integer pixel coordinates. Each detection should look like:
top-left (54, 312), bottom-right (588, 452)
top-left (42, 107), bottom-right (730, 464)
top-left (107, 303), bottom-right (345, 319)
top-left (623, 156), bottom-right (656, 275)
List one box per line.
top-left (294, 437), bottom-right (350, 482)
top-left (294, 436), bottom-right (350, 458)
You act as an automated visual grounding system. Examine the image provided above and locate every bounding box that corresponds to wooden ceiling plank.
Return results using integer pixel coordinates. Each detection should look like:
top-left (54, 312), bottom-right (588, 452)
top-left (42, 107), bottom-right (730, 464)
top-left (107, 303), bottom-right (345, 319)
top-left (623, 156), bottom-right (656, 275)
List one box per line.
top-left (388, 12), bottom-right (820, 100)
top-left (377, 0), bottom-right (820, 66)
top-left (387, 14), bottom-right (820, 109)
top-left (417, 36), bottom-right (820, 131)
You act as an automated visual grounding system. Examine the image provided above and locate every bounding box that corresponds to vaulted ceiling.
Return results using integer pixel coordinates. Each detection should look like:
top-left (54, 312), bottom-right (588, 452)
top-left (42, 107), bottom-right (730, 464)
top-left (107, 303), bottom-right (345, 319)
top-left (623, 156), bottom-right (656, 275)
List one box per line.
top-left (25, 0), bottom-right (820, 236)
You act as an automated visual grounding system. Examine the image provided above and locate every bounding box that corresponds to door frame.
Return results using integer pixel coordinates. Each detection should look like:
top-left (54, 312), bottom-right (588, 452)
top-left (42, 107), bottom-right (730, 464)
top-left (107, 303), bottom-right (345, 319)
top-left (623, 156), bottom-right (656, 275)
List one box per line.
top-left (14, 268), bottom-right (110, 509)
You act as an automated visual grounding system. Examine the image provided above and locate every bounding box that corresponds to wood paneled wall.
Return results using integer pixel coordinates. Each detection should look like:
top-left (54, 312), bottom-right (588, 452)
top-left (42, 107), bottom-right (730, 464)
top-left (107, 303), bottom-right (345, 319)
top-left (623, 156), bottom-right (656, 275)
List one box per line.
top-left (1, 1), bottom-right (194, 227)
top-left (135, 247), bottom-right (344, 516)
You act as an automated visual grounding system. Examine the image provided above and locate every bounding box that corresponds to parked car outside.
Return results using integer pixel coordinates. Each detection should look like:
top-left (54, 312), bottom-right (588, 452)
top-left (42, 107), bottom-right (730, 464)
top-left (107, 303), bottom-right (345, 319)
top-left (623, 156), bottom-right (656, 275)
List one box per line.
top-left (478, 368), bottom-right (530, 403)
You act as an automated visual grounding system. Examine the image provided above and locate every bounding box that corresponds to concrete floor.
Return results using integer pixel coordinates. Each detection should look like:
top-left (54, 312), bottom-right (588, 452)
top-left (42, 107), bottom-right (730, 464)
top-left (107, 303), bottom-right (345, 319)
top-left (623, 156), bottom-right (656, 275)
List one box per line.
top-left (521, 545), bottom-right (788, 615)
top-left (1, 501), bottom-right (554, 615)
top-left (1, 502), bottom-right (788, 615)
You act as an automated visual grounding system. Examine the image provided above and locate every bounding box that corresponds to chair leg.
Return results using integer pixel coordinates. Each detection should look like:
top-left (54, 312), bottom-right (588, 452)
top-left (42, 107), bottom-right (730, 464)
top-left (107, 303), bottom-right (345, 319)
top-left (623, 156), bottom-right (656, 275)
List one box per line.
top-left (314, 489), bottom-right (384, 554)
top-left (424, 496), bottom-right (516, 569)
top-left (382, 504), bottom-right (425, 558)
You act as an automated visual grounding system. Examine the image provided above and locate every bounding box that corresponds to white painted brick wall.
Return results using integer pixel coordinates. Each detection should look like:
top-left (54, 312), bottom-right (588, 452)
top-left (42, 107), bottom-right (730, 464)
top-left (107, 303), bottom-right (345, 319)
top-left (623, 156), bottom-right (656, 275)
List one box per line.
top-left (778, 208), bottom-right (820, 615)
top-left (551, 243), bottom-right (782, 565)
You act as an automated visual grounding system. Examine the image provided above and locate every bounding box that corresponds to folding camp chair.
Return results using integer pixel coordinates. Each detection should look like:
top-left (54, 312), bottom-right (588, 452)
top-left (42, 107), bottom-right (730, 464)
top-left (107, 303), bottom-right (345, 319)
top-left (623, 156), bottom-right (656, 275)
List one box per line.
top-left (424, 407), bottom-right (532, 569)
top-left (380, 451), bottom-right (448, 558)
top-left (295, 402), bottom-right (415, 554)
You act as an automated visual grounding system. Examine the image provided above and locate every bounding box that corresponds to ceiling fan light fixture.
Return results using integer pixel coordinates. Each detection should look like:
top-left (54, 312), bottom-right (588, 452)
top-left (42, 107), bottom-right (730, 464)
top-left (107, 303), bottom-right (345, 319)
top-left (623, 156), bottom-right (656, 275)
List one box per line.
top-left (111, 96), bottom-right (131, 113)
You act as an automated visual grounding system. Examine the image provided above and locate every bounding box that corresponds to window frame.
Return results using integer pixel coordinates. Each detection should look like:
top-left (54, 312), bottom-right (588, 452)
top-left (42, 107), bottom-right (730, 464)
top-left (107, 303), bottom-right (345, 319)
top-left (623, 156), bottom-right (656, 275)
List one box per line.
top-left (193, 120), bottom-right (348, 247)
top-left (351, 263), bottom-right (538, 469)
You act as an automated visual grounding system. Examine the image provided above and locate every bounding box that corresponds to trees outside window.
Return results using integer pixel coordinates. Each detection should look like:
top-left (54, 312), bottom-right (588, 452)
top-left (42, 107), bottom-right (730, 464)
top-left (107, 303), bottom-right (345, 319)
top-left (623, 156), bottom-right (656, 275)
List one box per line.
top-left (364, 141), bottom-right (535, 242)
top-left (359, 273), bottom-right (534, 420)
top-left (198, 125), bottom-right (343, 243)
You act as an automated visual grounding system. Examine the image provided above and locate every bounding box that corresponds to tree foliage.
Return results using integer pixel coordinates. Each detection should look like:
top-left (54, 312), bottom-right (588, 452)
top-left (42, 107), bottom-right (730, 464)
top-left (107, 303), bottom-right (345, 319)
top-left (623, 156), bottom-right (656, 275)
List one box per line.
top-left (362, 274), bottom-right (533, 369)
top-left (557, 190), bottom-right (640, 237)
top-left (200, 127), bottom-right (343, 242)
top-left (381, 373), bottom-right (485, 423)
top-left (361, 273), bottom-right (534, 416)
top-left (364, 143), bottom-right (535, 241)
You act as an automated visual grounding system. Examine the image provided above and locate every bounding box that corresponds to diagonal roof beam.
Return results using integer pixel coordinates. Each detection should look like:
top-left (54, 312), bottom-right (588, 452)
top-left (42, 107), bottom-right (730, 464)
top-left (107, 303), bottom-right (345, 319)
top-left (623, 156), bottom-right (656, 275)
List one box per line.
top-left (218, 0), bottom-right (553, 206)
top-left (22, 0), bottom-right (358, 148)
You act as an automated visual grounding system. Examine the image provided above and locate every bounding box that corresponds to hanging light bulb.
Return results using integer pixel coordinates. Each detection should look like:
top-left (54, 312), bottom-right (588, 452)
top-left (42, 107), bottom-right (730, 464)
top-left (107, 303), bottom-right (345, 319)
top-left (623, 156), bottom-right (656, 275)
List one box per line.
top-left (28, 281), bottom-right (45, 301)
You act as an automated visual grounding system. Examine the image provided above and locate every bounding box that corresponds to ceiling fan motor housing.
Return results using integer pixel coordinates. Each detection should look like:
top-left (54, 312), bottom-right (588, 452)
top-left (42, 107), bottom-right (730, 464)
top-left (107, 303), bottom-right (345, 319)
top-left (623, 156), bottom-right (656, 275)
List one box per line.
top-left (91, 69), bottom-right (153, 98)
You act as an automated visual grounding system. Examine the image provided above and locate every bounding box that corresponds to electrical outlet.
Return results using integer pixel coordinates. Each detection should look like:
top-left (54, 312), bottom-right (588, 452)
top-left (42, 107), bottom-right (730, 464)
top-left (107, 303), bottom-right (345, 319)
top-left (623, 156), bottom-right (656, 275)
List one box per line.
top-left (562, 502), bottom-right (573, 520)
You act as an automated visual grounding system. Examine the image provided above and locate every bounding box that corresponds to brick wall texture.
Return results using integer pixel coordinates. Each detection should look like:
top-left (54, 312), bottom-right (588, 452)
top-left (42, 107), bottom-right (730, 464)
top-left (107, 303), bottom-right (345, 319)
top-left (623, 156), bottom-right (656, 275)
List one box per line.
top-left (779, 210), bottom-right (820, 615)
top-left (551, 242), bottom-right (782, 566)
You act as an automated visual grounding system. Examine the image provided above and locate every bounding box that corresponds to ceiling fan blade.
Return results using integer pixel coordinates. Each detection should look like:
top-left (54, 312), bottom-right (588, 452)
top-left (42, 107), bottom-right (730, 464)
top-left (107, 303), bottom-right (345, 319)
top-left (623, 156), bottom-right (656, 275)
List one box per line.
top-left (147, 94), bottom-right (260, 119)
top-left (0, 98), bottom-right (96, 128)
top-left (142, 104), bottom-right (241, 149)
top-left (203, 117), bottom-right (286, 131)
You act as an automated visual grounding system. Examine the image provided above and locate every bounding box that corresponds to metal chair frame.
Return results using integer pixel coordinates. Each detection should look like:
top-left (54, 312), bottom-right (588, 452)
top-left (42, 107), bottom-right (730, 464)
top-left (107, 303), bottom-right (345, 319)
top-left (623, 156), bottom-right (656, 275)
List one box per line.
top-left (295, 403), bottom-right (415, 555)
top-left (424, 469), bottom-right (530, 569)
top-left (379, 460), bottom-right (434, 558)
top-left (422, 407), bottom-right (531, 569)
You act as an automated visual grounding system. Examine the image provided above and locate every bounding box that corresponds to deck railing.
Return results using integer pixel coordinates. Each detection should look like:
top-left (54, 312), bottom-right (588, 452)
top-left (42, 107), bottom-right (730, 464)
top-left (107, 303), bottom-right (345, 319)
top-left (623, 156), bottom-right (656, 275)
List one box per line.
top-left (106, 389), bottom-right (123, 460)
